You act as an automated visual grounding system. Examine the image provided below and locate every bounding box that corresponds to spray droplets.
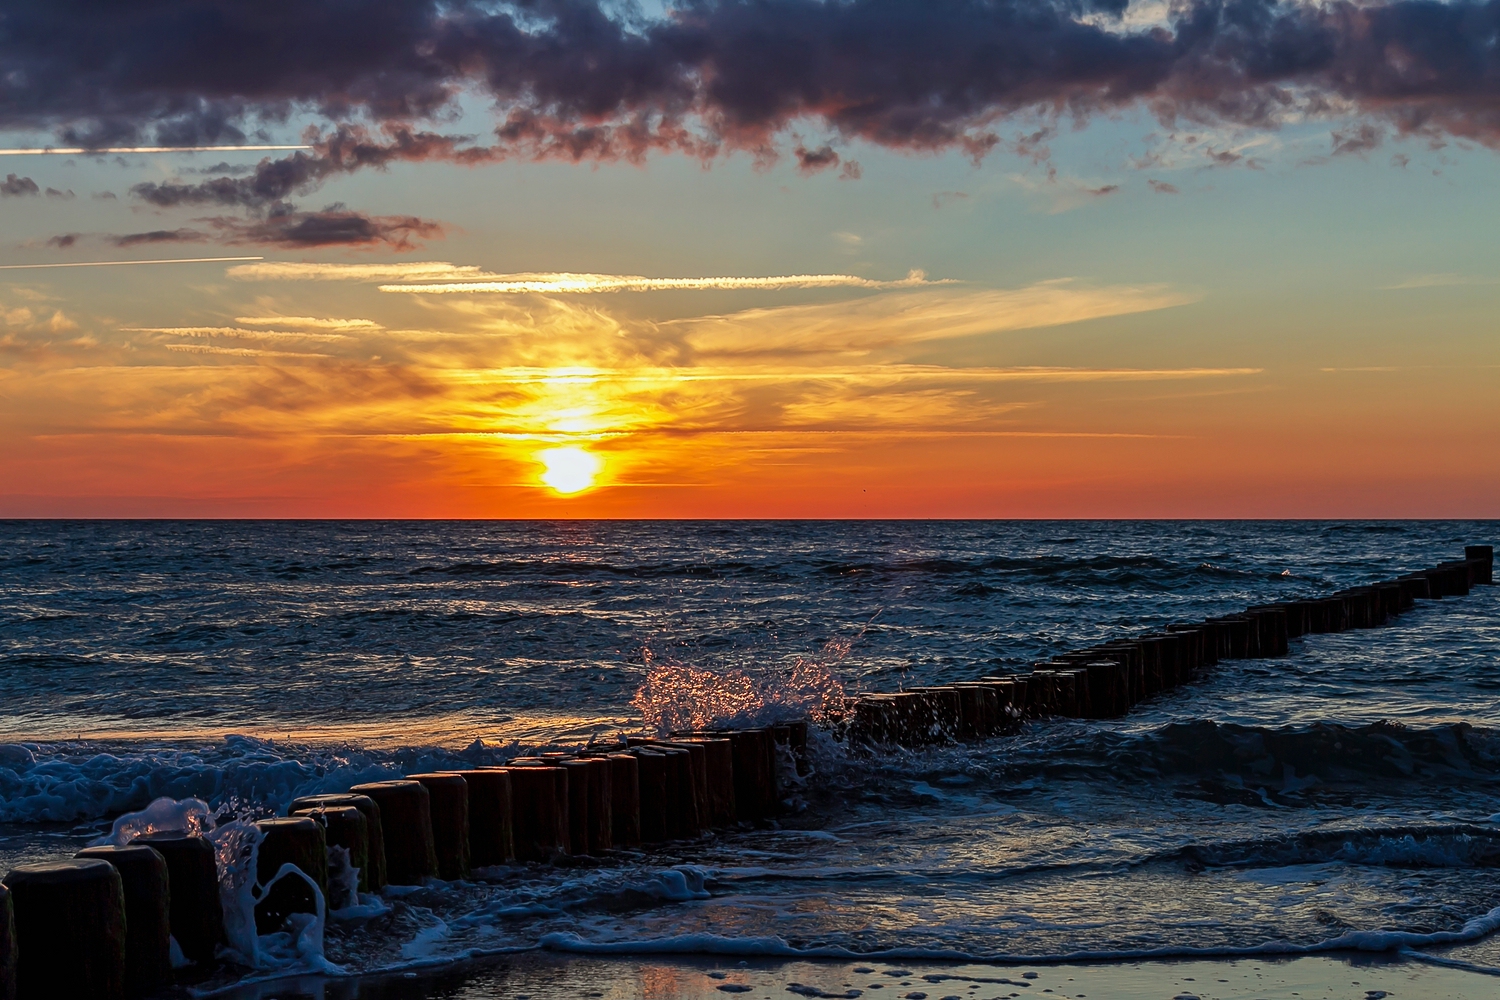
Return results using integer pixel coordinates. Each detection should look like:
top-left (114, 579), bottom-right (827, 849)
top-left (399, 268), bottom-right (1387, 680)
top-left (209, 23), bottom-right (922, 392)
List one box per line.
top-left (630, 639), bottom-right (851, 735)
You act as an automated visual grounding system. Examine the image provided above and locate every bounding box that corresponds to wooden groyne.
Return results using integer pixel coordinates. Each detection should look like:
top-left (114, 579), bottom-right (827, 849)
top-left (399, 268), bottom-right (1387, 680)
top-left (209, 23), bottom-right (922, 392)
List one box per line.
top-left (844, 544), bottom-right (1494, 745)
top-left (0, 544), bottom-right (1490, 999)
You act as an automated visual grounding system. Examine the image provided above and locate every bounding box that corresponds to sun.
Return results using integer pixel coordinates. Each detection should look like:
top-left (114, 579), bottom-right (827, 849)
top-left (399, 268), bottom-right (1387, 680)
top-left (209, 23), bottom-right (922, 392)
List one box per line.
top-left (536, 446), bottom-right (603, 495)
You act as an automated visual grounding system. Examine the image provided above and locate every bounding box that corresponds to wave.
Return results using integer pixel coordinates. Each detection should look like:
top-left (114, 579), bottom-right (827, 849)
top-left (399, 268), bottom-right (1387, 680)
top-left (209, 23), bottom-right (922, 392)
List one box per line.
top-left (0, 735), bottom-right (479, 823)
top-left (962, 720), bottom-right (1500, 803)
top-left (1179, 825), bottom-right (1500, 870)
top-left (6, 719), bottom-right (1498, 825)
top-left (536, 901), bottom-right (1500, 961)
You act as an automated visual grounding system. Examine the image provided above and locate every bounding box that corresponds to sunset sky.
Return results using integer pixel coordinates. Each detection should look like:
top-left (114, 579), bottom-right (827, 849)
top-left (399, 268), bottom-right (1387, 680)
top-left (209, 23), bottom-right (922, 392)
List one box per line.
top-left (1, 0), bottom-right (1497, 518)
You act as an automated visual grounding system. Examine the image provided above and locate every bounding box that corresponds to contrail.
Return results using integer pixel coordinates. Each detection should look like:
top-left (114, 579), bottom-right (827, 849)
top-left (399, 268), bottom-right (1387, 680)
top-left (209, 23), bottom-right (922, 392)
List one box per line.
top-left (0, 145), bottom-right (309, 155)
top-left (0, 256), bottom-right (263, 270)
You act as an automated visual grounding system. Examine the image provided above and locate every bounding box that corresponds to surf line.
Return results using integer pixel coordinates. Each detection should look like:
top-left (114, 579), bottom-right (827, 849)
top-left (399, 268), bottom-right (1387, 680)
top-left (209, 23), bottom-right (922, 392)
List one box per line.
top-left (0, 545), bottom-right (1490, 996)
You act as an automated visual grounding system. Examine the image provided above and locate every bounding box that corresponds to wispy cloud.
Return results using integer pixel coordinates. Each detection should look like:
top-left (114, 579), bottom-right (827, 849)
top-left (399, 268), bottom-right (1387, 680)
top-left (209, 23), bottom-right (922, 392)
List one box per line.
top-left (160, 343), bottom-right (330, 358)
top-left (1381, 274), bottom-right (1495, 290)
top-left (227, 261), bottom-right (486, 282)
top-left (234, 316), bottom-right (382, 331)
top-left (379, 269), bottom-right (949, 295)
top-left (0, 256), bottom-right (261, 271)
top-left (675, 281), bottom-right (1197, 356)
top-left (124, 326), bottom-right (353, 343)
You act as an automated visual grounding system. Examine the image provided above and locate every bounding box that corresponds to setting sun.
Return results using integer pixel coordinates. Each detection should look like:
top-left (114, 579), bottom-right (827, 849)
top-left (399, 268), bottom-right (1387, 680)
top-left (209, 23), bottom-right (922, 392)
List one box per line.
top-left (536, 447), bottom-right (603, 495)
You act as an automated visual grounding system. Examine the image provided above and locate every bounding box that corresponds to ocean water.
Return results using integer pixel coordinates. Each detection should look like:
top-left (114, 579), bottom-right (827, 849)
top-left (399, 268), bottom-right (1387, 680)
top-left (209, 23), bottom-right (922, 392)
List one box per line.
top-left (1, 520), bottom-right (1498, 992)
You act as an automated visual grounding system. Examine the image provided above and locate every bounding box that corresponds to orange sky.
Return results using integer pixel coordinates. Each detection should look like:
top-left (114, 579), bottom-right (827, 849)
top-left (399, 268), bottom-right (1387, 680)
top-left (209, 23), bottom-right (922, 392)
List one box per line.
top-left (3, 256), bottom-right (1495, 518)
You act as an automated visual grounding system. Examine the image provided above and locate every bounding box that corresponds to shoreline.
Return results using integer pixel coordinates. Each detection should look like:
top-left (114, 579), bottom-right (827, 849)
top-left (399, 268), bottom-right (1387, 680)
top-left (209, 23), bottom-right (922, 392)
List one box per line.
top-left (204, 951), bottom-right (1500, 1000)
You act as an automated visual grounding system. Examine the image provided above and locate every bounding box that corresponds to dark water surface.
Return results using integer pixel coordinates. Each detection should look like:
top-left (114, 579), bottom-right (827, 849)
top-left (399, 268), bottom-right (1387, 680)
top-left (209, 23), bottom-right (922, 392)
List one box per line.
top-left (1, 520), bottom-right (1498, 989)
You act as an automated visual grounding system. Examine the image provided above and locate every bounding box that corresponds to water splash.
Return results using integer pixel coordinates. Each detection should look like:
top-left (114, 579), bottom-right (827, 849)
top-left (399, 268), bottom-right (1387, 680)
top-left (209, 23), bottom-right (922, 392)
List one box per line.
top-left (211, 818), bottom-right (265, 965)
top-left (631, 638), bottom-right (849, 735)
top-left (94, 795), bottom-right (214, 845)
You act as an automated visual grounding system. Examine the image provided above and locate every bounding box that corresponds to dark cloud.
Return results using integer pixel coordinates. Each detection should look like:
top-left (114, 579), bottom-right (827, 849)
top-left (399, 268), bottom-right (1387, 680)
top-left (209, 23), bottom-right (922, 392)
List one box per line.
top-left (794, 144), bottom-right (842, 174)
top-left (103, 205), bottom-right (440, 249)
top-left (45, 187), bottom-right (76, 199)
top-left (113, 228), bottom-right (209, 246)
top-left (5, 1), bottom-right (1500, 159)
top-left (1, 174), bottom-right (40, 197)
top-left (1148, 178), bottom-right (1179, 193)
top-left (1331, 123), bottom-right (1384, 155)
top-left (1089, 183), bottom-right (1121, 196)
top-left (128, 126), bottom-right (490, 210)
top-left (208, 206), bottom-right (444, 250)
top-left (47, 234), bottom-right (79, 248)
top-left (12, 0), bottom-right (1500, 231)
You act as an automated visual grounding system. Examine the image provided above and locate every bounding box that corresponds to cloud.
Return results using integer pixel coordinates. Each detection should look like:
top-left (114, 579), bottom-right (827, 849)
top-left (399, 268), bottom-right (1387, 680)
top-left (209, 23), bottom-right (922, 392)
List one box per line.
top-left (110, 208), bottom-right (443, 250)
top-left (1331, 124), bottom-right (1384, 156)
top-left (379, 269), bottom-right (951, 295)
top-left (45, 187), bottom-right (75, 199)
top-left (1, 174), bottom-right (39, 197)
top-left (234, 316), bottom-right (382, 331)
top-left (1147, 179), bottom-right (1179, 194)
top-left (1381, 273), bottom-right (1495, 290)
top-left (47, 234), bottom-right (79, 248)
top-left (227, 261), bottom-right (486, 282)
top-left (794, 144), bottom-right (842, 175)
top-left (127, 128), bottom-right (485, 210)
top-left (160, 343), bottom-right (330, 358)
top-left (5, 0), bottom-right (1500, 224)
top-left (114, 228), bottom-right (208, 246)
top-left (206, 206), bottom-right (444, 250)
top-left (674, 280), bottom-right (1197, 356)
top-left (124, 326), bottom-right (355, 344)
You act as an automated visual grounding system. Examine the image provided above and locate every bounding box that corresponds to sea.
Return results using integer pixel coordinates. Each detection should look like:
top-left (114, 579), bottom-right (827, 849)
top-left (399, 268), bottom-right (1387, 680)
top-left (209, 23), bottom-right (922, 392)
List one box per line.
top-left (1, 520), bottom-right (1498, 993)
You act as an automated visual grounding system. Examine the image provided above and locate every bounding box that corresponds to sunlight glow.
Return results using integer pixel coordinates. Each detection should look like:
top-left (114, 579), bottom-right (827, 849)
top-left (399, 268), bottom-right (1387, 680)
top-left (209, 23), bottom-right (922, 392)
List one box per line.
top-left (537, 447), bottom-right (603, 495)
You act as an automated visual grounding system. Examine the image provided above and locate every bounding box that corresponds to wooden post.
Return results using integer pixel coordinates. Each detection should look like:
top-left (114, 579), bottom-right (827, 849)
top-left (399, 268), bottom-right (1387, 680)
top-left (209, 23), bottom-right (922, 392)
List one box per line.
top-left (253, 817), bottom-right (328, 934)
top-left (450, 770), bottom-right (513, 867)
top-left (606, 754), bottom-right (641, 847)
top-left (135, 833), bottom-right (224, 965)
top-left (630, 749), bottom-right (671, 842)
top-left (557, 761), bottom-right (594, 855)
top-left (657, 748), bottom-right (699, 838)
top-left (407, 774), bottom-right (470, 880)
top-left (643, 740), bottom-right (710, 829)
top-left (0, 884), bottom-right (13, 1000)
top-left (3, 859), bottom-right (126, 1000)
top-left (348, 781), bottom-right (437, 885)
top-left (289, 805), bottom-right (369, 905)
top-left (74, 845), bottom-right (171, 996)
top-left (288, 793), bottom-right (384, 892)
top-left (582, 758), bottom-right (613, 854)
top-left (1465, 545), bottom-right (1493, 584)
top-left (505, 766), bottom-right (567, 861)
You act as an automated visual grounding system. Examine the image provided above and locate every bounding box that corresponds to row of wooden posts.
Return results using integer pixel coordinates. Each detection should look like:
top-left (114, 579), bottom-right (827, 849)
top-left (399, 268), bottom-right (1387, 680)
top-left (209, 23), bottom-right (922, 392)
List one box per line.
top-left (0, 724), bottom-right (808, 1000)
top-left (843, 545), bottom-right (1493, 745)
top-left (0, 545), bottom-right (1490, 1000)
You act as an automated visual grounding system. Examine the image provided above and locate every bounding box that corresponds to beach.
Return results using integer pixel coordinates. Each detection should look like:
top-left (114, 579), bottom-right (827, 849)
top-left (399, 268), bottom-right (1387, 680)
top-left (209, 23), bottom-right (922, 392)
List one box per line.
top-left (213, 953), bottom-right (1500, 1000)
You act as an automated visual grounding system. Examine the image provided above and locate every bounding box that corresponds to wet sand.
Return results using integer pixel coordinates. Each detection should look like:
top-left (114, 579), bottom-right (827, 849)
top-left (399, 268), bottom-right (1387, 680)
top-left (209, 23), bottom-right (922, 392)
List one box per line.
top-left (211, 952), bottom-right (1498, 1000)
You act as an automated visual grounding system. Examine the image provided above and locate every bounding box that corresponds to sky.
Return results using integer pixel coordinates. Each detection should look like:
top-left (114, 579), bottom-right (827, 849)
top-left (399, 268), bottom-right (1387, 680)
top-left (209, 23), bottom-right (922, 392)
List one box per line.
top-left (1, 0), bottom-right (1497, 518)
